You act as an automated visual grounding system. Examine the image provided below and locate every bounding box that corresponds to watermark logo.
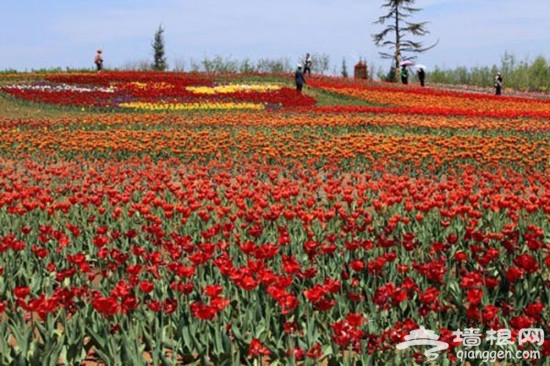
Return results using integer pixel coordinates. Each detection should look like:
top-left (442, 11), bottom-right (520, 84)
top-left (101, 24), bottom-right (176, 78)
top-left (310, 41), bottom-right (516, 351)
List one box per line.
top-left (396, 326), bottom-right (449, 361)
top-left (453, 328), bottom-right (543, 363)
top-left (396, 326), bottom-right (544, 363)
top-left (453, 327), bottom-right (544, 347)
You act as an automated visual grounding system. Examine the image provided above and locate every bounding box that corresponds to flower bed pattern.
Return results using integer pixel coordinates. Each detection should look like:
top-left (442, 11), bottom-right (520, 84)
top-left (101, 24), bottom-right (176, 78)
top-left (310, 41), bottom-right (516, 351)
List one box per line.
top-left (1, 71), bottom-right (316, 110)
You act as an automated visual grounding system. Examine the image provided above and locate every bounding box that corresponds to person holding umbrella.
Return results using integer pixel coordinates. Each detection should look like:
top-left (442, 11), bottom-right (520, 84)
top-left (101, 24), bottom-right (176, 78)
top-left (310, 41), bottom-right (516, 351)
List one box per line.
top-left (400, 60), bottom-right (413, 84)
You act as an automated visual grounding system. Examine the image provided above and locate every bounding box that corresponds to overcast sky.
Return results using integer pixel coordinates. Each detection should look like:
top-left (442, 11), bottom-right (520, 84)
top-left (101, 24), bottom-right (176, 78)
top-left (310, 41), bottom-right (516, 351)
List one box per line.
top-left (1, 0), bottom-right (548, 73)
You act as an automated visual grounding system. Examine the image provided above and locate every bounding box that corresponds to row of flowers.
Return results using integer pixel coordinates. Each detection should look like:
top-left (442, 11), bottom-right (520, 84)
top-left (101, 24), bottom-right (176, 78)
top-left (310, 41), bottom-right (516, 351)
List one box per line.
top-left (308, 79), bottom-right (550, 119)
top-left (3, 110), bottom-right (550, 134)
top-left (44, 71), bottom-right (213, 87)
top-left (118, 101), bottom-right (265, 111)
top-left (1, 119), bottom-right (548, 170)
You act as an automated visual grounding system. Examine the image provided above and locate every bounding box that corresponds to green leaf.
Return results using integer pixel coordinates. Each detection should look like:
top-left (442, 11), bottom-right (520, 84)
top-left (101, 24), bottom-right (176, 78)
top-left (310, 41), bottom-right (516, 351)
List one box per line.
top-left (85, 325), bottom-right (106, 350)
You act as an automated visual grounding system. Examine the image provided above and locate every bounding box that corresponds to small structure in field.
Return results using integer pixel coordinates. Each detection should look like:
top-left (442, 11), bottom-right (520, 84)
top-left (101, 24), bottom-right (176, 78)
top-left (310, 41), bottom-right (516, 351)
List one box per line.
top-left (354, 61), bottom-right (368, 80)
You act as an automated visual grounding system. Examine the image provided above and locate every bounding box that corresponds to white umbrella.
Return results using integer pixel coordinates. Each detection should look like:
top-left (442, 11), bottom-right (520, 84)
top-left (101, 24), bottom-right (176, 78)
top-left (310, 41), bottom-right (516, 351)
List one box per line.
top-left (414, 64), bottom-right (427, 70)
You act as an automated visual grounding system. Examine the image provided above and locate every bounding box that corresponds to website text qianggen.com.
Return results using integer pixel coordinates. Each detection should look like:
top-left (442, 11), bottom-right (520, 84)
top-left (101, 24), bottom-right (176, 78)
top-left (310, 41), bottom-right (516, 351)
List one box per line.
top-left (456, 349), bottom-right (540, 363)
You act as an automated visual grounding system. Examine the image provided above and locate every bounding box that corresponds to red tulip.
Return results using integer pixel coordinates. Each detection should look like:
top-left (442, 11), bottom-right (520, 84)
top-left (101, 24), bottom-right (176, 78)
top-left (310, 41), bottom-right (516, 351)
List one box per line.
top-left (248, 338), bottom-right (271, 358)
top-left (139, 281), bottom-right (155, 294)
top-left (505, 266), bottom-right (524, 282)
top-left (481, 305), bottom-right (499, 323)
top-left (13, 286), bottom-right (30, 298)
top-left (514, 253), bottom-right (539, 273)
top-left (92, 295), bottom-right (119, 317)
top-left (524, 302), bottom-right (544, 321)
top-left (466, 288), bottom-right (483, 305)
top-left (306, 342), bottom-right (322, 359)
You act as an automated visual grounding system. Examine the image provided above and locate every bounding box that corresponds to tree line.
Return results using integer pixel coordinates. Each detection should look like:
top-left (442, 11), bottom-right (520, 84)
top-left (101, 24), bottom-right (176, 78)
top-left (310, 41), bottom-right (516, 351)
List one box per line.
top-left (429, 53), bottom-right (550, 93)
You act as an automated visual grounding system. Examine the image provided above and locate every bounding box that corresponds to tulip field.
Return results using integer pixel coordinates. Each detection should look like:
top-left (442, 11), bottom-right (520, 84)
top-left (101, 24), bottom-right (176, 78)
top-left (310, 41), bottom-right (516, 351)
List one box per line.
top-left (0, 71), bottom-right (549, 365)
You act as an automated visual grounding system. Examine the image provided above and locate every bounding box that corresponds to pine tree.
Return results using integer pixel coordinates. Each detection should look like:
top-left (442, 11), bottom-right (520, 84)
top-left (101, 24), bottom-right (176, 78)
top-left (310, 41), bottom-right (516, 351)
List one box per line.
top-left (372, 0), bottom-right (437, 80)
top-left (152, 25), bottom-right (167, 71)
top-left (341, 58), bottom-right (349, 78)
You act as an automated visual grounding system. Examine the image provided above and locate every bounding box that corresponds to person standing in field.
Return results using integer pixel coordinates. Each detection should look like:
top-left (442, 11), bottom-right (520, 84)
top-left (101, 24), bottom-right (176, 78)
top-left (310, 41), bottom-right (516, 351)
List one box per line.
top-left (295, 64), bottom-right (306, 93)
top-left (417, 67), bottom-right (426, 87)
top-left (304, 53), bottom-right (312, 75)
top-left (495, 72), bottom-right (503, 95)
top-left (94, 49), bottom-right (103, 72)
top-left (400, 65), bottom-right (409, 84)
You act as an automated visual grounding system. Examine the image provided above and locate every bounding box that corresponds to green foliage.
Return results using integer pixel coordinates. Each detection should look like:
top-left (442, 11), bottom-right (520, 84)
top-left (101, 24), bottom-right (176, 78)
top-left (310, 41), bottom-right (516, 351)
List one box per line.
top-left (527, 56), bottom-right (549, 92)
top-left (151, 25), bottom-right (168, 71)
top-left (239, 58), bottom-right (256, 73)
top-left (341, 58), bottom-right (349, 78)
top-left (306, 88), bottom-right (371, 107)
top-left (187, 55), bottom-right (295, 74)
top-left (202, 55), bottom-right (240, 74)
top-left (429, 52), bottom-right (550, 93)
top-left (194, 53), bottom-right (332, 75)
top-left (384, 66), bottom-right (398, 82)
top-left (121, 60), bottom-right (152, 71)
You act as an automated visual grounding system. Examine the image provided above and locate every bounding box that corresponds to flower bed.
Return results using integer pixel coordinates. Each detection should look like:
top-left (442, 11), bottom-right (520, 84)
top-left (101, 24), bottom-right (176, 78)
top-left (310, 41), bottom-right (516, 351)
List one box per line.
top-left (1, 71), bottom-right (316, 110)
top-left (0, 72), bottom-right (548, 365)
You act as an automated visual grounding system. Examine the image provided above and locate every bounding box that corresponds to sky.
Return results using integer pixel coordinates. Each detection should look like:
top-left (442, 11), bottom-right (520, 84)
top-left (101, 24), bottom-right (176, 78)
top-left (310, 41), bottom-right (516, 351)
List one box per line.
top-left (1, 0), bottom-right (548, 73)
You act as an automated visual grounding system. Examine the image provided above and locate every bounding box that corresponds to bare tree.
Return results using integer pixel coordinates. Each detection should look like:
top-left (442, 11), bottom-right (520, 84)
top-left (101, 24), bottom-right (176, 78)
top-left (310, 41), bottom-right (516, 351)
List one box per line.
top-left (312, 53), bottom-right (330, 75)
top-left (372, 0), bottom-right (437, 80)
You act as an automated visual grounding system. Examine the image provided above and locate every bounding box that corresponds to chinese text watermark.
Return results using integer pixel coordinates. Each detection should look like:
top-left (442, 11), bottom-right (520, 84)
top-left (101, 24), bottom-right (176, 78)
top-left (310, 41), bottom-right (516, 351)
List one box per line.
top-left (396, 326), bottom-right (544, 362)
